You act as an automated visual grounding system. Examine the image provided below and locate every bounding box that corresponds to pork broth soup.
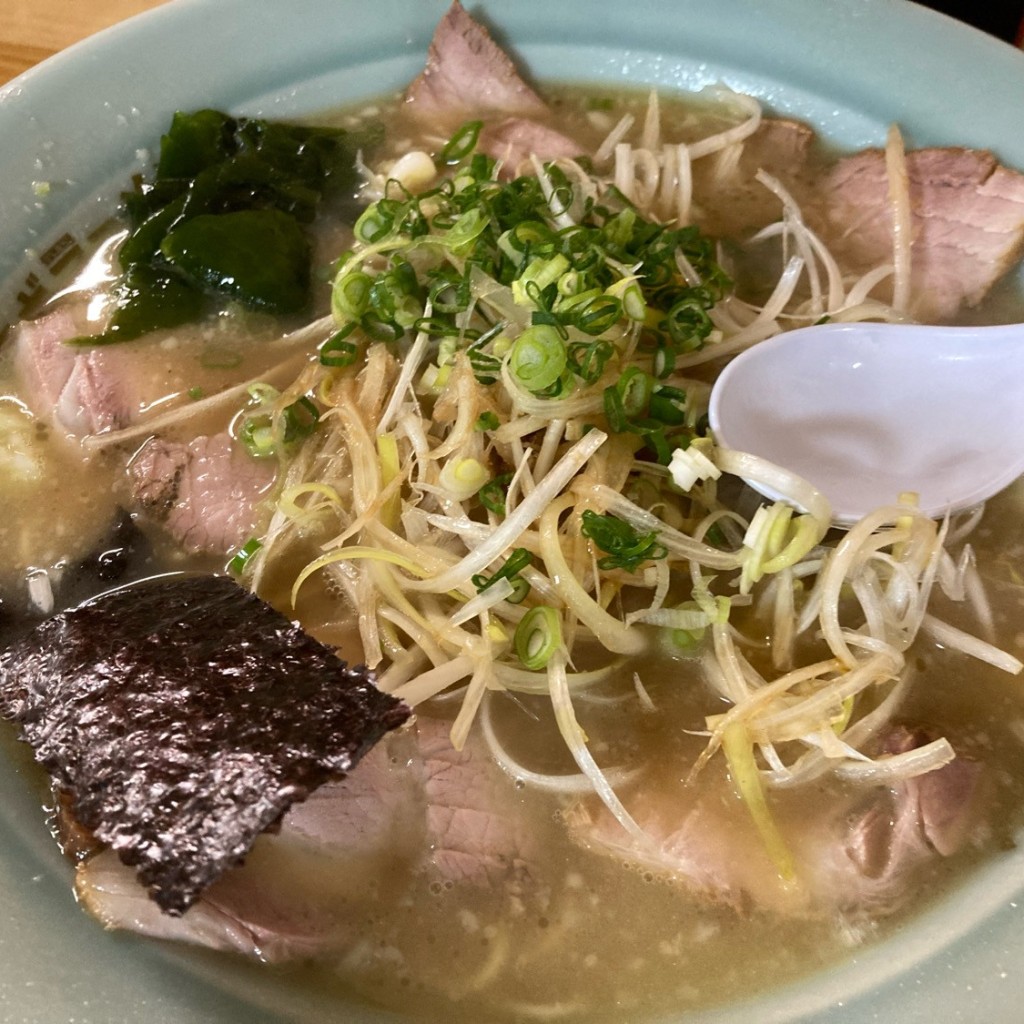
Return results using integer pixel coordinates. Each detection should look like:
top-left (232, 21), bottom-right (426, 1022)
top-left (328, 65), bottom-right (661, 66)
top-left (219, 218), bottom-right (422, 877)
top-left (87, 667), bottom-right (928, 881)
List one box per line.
top-left (2, 4), bottom-right (1024, 1021)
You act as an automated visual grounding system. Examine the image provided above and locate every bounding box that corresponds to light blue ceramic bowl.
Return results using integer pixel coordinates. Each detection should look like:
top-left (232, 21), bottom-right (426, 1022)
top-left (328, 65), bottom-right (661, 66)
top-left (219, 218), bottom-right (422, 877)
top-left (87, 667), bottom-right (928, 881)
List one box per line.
top-left (2, 2), bottom-right (1023, 1021)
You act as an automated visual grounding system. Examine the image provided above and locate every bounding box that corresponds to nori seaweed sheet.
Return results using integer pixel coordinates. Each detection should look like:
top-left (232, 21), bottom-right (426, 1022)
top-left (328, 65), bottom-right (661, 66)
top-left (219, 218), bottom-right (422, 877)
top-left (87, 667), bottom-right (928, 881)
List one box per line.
top-left (0, 573), bottom-right (410, 915)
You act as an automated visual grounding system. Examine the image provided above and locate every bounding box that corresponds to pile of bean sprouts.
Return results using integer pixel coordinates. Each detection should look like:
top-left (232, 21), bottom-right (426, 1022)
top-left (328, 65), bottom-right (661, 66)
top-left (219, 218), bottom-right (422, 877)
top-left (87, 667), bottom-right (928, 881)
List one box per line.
top-left (235, 88), bottom-right (1022, 872)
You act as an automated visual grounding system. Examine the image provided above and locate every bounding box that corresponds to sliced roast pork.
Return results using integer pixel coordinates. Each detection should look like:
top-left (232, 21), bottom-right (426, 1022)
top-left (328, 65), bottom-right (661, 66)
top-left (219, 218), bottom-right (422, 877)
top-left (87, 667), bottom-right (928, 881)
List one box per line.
top-left (12, 307), bottom-right (138, 436)
top-left (817, 147), bottom-right (1024, 320)
top-left (837, 728), bottom-right (982, 888)
top-left (692, 118), bottom-right (819, 238)
top-left (405, 1), bottom-right (547, 126)
top-left (418, 716), bottom-right (536, 891)
top-left (742, 117), bottom-right (815, 175)
top-left (74, 715), bottom-right (540, 959)
top-left (404, 2), bottom-right (582, 171)
top-left (570, 728), bottom-right (983, 920)
top-left (0, 574), bottom-right (411, 915)
top-left (129, 432), bottom-right (275, 556)
top-left (78, 734), bottom-right (427, 961)
top-left (479, 118), bottom-right (584, 177)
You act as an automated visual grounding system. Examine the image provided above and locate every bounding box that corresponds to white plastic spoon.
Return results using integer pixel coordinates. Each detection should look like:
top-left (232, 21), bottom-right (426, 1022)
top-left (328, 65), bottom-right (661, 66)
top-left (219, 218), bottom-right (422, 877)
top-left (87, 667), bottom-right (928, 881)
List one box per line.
top-left (708, 320), bottom-right (1024, 526)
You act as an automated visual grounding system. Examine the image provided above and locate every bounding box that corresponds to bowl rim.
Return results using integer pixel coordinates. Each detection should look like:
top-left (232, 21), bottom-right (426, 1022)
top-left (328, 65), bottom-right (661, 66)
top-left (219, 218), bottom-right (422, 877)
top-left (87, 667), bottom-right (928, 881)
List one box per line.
top-left (1, 2), bottom-right (1024, 1022)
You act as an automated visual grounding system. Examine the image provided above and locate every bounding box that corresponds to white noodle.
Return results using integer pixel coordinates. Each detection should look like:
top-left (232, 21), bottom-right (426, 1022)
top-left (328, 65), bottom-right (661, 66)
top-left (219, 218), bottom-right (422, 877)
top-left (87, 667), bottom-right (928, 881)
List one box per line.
top-left (547, 651), bottom-right (653, 846)
top-left (835, 737), bottom-right (956, 783)
top-left (593, 113), bottom-right (635, 166)
top-left (480, 694), bottom-right (642, 794)
top-left (403, 430), bottom-right (608, 594)
top-left (920, 614), bottom-right (1024, 674)
top-left (885, 124), bottom-right (913, 313)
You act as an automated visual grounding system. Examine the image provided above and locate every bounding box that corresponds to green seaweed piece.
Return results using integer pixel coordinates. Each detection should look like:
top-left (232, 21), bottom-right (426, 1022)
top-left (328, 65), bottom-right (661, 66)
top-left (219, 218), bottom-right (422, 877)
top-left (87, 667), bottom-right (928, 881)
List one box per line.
top-left (157, 109), bottom-right (235, 181)
top-left (74, 108), bottom-right (385, 347)
top-left (161, 209), bottom-right (311, 314)
top-left (67, 264), bottom-right (207, 346)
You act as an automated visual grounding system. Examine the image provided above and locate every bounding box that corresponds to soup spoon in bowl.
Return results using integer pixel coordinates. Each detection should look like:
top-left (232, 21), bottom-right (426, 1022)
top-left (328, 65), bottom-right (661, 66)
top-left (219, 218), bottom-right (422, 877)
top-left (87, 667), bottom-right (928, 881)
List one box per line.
top-left (707, 320), bottom-right (1024, 526)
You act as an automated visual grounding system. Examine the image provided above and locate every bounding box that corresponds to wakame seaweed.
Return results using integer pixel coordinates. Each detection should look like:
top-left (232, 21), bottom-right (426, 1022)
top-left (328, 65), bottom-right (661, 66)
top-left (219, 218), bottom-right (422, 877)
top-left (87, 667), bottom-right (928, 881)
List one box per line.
top-left (78, 109), bottom-right (383, 345)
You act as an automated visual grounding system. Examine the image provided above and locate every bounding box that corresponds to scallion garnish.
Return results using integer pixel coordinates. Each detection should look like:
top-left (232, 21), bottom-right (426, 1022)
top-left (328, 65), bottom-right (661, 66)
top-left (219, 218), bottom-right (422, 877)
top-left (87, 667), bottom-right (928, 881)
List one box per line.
top-left (472, 547), bottom-right (533, 604)
top-left (440, 120), bottom-right (483, 164)
top-left (580, 510), bottom-right (668, 573)
top-left (514, 605), bottom-right (562, 669)
top-left (567, 338), bottom-right (615, 384)
top-left (332, 270), bottom-right (373, 320)
top-left (478, 473), bottom-right (513, 516)
top-left (282, 396), bottom-right (321, 444)
top-left (509, 324), bottom-right (567, 394)
top-left (227, 537), bottom-right (263, 576)
top-left (319, 324), bottom-right (359, 367)
top-left (468, 331), bottom-right (504, 385)
top-left (240, 417), bottom-right (276, 459)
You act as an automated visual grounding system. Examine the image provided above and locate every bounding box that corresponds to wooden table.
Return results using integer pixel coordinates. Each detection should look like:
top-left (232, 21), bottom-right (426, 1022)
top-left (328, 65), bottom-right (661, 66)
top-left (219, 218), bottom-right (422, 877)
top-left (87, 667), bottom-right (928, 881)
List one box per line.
top-left (0, 0), bottom-right (170, 84)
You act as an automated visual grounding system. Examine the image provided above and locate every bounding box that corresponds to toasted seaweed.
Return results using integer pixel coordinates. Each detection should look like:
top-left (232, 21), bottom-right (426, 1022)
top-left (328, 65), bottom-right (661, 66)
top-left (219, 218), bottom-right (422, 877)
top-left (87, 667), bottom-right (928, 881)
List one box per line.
top-left (0, 573), bottom-right (410, 915)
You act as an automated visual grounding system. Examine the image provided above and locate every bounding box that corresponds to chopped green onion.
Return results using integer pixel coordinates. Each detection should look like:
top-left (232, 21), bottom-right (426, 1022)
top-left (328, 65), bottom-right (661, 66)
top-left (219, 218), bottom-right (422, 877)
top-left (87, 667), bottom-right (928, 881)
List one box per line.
top-left (319, 324), bottom-right (359, 367)
top-left (603, 367), bottom-right (653, 432)
top-left (476, 411), bottom-right (500, 431)
top-left (440, 120), bottom-right (483, 164)
top-left (512, 254), bottom-right (570, 306)
top-left (603, 384), bottom-right (629, 433)
top-left (227, 537), bottom-right (263, 576)
top-left (580, 509), bottom-right (668, 573)
top-left (465, 323), bottom-right (505, 385)
top-left (361, 313), bottom-right (402, 342)
top-left (415, 316), bottom-right (464, 338)
top-left (239, 417), bottom-right (276, 459)
top-left (605, 276), bottom-right (646, 321)
top-left (332, 270), bottom-right (373, 320)
top-left (572, 294), bottom-right (621, 336)
top-left (514, 605), bottom-right (562, 669)
top-left (354, 202), bottom-right (394, 243)
top-left (509, 324), bottom-right (567, 394)
top-left (617, 367), bottom-right (653, 418)
top-left (247, 382), bottom-right (280, 405)
top-left (478, 472), bottom-right (512, 516)
top-left (640, 425), bottom-right (674, 466)
top-left (282, 396), bottom-right (321, 444)
top-left (434, 207), bottom-right (490, 252)
top-left (649, 385), bottom-right (688, 426)
top-left (472, 547), bottom-right (532, 604)
top-left (503, 220), bottom-right (559, 260)
top-left (663, 296), bottom-right (713, 352)
top-left (568, 338), bottom-right (615, 384)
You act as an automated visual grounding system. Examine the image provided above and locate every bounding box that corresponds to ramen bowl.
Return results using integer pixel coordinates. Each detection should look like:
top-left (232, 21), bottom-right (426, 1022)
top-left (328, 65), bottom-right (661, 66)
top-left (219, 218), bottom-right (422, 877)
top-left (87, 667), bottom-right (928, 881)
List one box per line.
top-left (1, 2), bottom-right (1023, 1021)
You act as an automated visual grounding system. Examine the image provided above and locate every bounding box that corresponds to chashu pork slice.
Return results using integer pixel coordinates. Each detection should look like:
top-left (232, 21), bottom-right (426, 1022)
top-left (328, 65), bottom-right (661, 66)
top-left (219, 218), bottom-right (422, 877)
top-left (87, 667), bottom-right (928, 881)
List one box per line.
top-left (569, 728), bottom-right (984, 920)
top-left (0, 573), bottom-right (411, 916)
top-left (129, 432), bottom-right (276, 557)
top-left (816, 146), bottom-right (1024, 321)
top-left (75, 715), bottom-right (543, 959)
top-left (405, 0), bottom-right (547, 126)
top-left (404, 1), bottom-right (581, 170)
top-left (13, 307), bottom-right (143, 438)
